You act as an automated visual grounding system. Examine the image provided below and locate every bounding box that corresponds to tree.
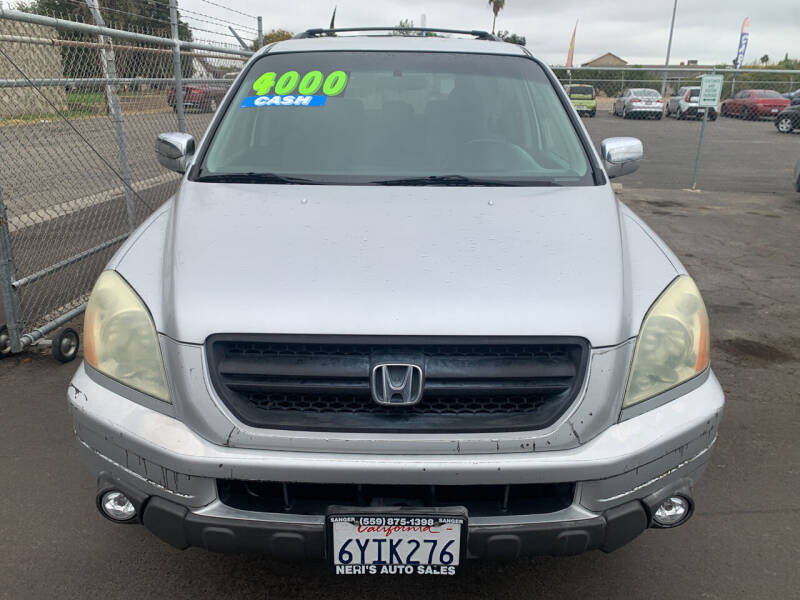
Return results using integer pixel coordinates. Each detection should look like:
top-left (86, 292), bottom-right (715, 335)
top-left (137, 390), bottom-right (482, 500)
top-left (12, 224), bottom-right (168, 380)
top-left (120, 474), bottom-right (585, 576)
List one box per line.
top-left (497, 30), bottom-right (525, 45)
top-left (250, 28), bottom-right (293, 49)
top-left (487, 0), bottom-right (505, 35)
top-left (393, 19), bottom-right (416, 36)
top-left (17, 0), bottom-right (192, 78)
top-left (760, 54), bottom-right (770, 65)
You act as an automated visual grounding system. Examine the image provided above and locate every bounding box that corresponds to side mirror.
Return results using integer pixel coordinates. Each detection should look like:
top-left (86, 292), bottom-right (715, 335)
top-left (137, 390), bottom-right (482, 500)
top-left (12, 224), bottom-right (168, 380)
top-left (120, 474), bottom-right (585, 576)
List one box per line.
top-left (155, 132), bottom-right (195, 173)
top-left (601, 136), bottom-right (643, 179)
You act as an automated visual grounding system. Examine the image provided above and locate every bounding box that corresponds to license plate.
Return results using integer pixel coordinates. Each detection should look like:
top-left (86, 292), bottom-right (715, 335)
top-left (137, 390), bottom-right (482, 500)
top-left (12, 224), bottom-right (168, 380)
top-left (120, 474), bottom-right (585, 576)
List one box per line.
top-left (327, 507), bottom-right (467, 575)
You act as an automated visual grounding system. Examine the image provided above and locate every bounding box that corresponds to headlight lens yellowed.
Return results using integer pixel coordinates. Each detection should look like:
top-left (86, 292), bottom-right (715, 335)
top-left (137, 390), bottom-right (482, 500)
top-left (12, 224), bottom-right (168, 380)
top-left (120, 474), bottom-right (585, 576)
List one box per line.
top-left (84, 271), bottom-right (170, 402)
top-left (623, 276), bottom-right (709, 408)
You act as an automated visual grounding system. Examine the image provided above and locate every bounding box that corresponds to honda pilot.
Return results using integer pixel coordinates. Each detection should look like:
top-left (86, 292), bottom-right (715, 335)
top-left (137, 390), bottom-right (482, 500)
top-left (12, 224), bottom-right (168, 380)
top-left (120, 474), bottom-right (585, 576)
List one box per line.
top-left (68, 27), bottom-right (724, 575)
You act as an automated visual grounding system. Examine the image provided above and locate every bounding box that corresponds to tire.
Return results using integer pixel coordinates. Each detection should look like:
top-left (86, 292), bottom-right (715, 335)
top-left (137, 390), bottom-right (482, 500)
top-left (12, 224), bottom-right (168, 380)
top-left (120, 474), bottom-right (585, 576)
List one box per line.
top-left (795, 174), bottom-right (800, 193)
top-left (776, 116), bottom-right (794, 133)
top-left (741, 106), bottom-right (750, 120)
top-left (589, 110), bottom-right (595, 118)
top-left (655, 112), bottom-right (662, 120)
top-left (622, 106), bottom-right (629, 119)
top-left (0, 325), bottom-right (11, 359)
top-left (721, 104), bottom-right (728, 117)
top-left (52, 328), bottom-right (79, 363)
top-left (677, 109), bottom-right (684, 120)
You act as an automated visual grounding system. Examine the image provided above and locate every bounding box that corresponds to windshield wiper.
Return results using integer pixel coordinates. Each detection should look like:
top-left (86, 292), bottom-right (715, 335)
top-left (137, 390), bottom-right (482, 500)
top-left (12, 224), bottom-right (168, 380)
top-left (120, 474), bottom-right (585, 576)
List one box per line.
top-left (369, 174), bottom-right (560, 186)
top-left (193, 172), bottom-right (318, 184)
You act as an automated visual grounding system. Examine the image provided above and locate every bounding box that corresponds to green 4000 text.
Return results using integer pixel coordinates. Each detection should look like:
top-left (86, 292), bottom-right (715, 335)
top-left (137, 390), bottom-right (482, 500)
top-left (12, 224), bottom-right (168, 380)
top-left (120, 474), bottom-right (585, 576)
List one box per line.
top-left (252, 71), bottom-right (348, 96)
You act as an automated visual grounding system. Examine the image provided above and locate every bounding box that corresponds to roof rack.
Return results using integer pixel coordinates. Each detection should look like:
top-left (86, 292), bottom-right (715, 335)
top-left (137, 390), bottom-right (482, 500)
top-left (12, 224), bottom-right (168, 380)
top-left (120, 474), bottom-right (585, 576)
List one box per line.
top-left (293, 27), bottom-right (499, 41)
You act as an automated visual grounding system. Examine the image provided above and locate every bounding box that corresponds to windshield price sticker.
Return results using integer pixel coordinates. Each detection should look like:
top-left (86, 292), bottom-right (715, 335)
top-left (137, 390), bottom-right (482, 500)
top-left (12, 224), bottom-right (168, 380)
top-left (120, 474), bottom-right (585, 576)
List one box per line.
top-left (328, 514), bottom-right (465, 575)
top-left (241, 70), bottom-right (348, 108)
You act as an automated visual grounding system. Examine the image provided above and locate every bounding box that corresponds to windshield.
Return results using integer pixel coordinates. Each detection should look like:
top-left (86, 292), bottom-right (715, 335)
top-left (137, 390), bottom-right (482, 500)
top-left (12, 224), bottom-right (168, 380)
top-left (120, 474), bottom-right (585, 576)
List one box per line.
top-left (633, 89), bottom-right (660, 98)
top-left (199, 51), bottom-right (593, 186)
top-left (569, 85), bottom-right (593, 97)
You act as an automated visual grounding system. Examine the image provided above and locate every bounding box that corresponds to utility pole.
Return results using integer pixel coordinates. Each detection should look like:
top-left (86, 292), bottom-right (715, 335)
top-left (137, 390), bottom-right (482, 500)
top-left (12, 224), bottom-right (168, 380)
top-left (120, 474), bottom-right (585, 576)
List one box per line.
top-left (661, 0), bottom-right (678, 98)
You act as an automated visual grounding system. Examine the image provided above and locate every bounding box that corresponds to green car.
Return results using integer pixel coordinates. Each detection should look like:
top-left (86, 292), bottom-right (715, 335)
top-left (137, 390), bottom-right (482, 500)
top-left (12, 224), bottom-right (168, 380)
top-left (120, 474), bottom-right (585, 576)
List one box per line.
top-left (565, 84), bottom-right (597, 117)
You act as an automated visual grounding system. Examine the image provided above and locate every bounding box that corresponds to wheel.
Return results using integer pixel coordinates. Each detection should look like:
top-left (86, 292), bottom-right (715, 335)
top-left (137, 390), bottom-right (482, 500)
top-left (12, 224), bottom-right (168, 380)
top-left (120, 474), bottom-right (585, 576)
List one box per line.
top-left (796, 174), bottom-right (800, 193)
top-left (0, 325), bottom-right (11, 359)
top-left (721, 104), bottom-right (728, 117)
top-left (776, 116), bottom-right (794, 133)
top-left (622, 106), bottom-right (629, 119)
top-left (677, 108), bottom-right (684, 120)
top-left (655, 112), bottom-right (662, 120)
top-left (52, 328), bottom-right (79, 363)
top-left (589, 111), bottom-right (595, 118)
top-left (741, 106), bottom-right (750, 120)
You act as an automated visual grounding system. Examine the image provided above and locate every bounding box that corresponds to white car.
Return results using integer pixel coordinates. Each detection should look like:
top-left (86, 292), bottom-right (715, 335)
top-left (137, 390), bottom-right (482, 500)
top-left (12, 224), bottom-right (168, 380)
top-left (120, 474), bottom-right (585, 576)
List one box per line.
top-left (613, 88), bottom-right (664, 119)
top-left (666, 86), bottom-right (718, 120)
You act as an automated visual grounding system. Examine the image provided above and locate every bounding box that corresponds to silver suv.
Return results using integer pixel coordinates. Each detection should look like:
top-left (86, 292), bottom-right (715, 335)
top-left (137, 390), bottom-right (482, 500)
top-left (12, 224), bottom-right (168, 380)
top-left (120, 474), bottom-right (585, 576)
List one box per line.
top-left (69, 27), bottom-right (724, 574)
top-left (666, 86), bottom-right (718, 120)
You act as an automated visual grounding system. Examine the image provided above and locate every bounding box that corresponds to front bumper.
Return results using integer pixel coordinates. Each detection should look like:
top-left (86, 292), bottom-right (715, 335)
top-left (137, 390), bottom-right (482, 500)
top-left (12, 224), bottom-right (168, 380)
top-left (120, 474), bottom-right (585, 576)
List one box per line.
top-left (69, 364), bottom-right (723, 558)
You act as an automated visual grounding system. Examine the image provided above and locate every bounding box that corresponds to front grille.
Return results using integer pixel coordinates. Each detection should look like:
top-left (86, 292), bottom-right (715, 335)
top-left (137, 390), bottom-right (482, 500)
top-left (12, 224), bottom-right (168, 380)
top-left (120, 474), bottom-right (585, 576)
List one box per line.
top-left (206, 335), bottom-right (589, 432)
top-left (217, 480), bottom-right (576, 517)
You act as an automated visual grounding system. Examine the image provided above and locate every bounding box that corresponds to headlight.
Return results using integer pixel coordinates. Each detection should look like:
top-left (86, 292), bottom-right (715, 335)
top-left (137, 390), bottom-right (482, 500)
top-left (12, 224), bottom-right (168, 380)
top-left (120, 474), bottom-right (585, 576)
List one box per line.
top-left (623, 276), bottom-right (709, 408)
top-left (84, 271), bottom-right (170, 402)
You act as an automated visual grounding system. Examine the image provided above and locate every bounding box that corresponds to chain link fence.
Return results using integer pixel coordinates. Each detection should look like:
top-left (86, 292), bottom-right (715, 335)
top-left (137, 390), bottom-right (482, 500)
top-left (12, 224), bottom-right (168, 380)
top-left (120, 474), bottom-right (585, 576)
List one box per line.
top-left (554, 66), bottom-right (800, 191)
top-left (0, 7), bottom-right (251, 356)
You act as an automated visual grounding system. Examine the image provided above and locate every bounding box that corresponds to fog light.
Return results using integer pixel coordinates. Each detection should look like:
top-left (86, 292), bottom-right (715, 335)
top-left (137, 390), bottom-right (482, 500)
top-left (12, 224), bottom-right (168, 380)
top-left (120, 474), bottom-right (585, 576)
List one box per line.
top-left (100, 490), bottom-right (136, 522)
top-left (653, 496), bottom-right (691, 527)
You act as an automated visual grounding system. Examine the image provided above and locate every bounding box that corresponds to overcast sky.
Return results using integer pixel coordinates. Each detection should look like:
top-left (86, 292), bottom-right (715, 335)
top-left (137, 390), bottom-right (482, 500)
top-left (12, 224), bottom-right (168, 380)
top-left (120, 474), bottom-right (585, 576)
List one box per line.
top-left (181, 0), bottom-right (799, 67)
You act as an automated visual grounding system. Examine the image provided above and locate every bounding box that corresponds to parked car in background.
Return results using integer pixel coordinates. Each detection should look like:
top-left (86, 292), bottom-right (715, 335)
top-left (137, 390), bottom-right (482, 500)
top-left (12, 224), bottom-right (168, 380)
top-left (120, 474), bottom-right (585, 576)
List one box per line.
top-left (565, 84), bottom-right (597, 117)
top-left (167, 83), bottom-right (227, 113)
top-left (720, 89), bottom-right (790, 119)
top-left (613, 88), bottom-right (664, 119)
top-left (782, 88), bottom-right (800, 105)
top-left (775, 105), bottom-right (800, 134)
top-left (665, 86), bottom-right (717, 120)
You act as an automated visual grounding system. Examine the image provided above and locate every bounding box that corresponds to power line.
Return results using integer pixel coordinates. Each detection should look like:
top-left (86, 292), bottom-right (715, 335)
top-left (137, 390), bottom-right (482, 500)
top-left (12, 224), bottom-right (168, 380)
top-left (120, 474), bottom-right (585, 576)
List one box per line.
top-left (179, 7), bottom-right (257, 31)
top-left (182, 13), bottom-right (256, 34)
top-left (197, 0), bottom-right (256, 20)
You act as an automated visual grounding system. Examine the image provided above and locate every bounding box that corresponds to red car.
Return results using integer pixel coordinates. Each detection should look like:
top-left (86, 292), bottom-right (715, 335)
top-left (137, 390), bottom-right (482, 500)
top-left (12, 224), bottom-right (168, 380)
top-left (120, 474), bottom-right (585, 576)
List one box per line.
top-left (720, 89), bottom-right (790, 119)
top-left (167, 83), bottom-right (227, 113)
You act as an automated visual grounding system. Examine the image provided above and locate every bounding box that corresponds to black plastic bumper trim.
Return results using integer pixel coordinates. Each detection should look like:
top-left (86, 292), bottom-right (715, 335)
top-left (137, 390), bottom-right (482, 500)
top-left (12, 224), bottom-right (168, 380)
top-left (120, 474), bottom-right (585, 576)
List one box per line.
top-left (137, 494), bottom-right (651, 559)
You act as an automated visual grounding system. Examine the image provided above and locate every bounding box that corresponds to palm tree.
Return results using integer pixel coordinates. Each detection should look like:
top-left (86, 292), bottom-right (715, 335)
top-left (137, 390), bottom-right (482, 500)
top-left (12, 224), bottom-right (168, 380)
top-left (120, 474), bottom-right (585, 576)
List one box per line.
top-left (488, 0), bottom-right (505, 35)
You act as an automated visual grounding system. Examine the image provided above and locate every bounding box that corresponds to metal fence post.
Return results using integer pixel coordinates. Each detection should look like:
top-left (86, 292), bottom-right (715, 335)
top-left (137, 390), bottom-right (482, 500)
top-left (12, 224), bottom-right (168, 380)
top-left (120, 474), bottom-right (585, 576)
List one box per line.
top-left (257, 16), bottom-right (263, 48)
top-left (85, 0), bottom-right (136, 231)
top-left (169, 0), bottom-right (185, 133)
top-left (0, 187), bottom-right (24, 353)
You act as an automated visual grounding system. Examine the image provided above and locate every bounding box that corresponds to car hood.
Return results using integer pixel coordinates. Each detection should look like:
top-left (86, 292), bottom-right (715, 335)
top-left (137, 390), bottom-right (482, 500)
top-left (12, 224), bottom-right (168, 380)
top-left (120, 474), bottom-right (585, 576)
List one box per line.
top-left (141, 182), bottom-right (669, 347)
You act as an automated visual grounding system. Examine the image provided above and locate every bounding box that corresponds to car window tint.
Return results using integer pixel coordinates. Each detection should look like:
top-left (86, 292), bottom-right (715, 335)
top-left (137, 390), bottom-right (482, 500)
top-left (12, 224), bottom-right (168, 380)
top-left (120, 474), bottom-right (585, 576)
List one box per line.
top-left (201, 51), bottom-right (593, 185)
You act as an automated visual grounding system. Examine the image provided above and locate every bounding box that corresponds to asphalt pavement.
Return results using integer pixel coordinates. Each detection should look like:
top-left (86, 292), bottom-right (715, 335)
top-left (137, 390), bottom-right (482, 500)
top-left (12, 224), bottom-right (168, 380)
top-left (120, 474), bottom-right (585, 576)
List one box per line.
top-left (1, 181), bottom-right (799, 599)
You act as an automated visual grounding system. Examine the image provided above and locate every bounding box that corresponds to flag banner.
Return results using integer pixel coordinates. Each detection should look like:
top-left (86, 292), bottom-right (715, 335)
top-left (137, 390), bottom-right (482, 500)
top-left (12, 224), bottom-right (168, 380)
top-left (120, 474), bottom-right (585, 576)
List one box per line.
top-left (734, 17), bottom-right (750, 75)
top-left (566, 20), bottom-right (578, 68)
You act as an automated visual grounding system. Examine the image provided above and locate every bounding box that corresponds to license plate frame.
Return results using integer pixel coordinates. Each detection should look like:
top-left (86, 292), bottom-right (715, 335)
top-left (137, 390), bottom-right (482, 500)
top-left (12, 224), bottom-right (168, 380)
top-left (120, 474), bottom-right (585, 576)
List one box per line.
top-left (326, 505), bottom-right (468, 576)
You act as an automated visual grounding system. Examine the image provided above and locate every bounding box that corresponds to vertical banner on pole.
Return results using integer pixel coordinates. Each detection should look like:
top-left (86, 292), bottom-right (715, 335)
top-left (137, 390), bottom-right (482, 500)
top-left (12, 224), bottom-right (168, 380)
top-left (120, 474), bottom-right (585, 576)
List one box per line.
top-left (731, 17), bottom-right (749, 94)
top-left (566, 20), bottom-right (577, 76)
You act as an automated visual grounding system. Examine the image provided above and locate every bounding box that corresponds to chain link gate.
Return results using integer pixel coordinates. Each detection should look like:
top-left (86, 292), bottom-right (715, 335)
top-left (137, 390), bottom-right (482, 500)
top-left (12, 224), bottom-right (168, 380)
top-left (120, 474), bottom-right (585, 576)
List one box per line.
top-left (0, 6), bottom-right (252, 360)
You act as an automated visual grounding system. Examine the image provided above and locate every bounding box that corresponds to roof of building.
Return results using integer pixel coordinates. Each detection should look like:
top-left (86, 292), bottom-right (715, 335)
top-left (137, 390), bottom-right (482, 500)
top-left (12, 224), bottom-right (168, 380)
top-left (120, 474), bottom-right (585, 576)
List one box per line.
top-left (581, 52), bottom-right (628, 67)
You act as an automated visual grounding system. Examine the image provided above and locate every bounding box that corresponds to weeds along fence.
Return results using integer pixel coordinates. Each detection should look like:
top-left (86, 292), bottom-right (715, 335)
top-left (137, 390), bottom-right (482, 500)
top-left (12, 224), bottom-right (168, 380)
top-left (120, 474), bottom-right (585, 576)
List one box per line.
top-left (0, 8), bottom-right (252, 356)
